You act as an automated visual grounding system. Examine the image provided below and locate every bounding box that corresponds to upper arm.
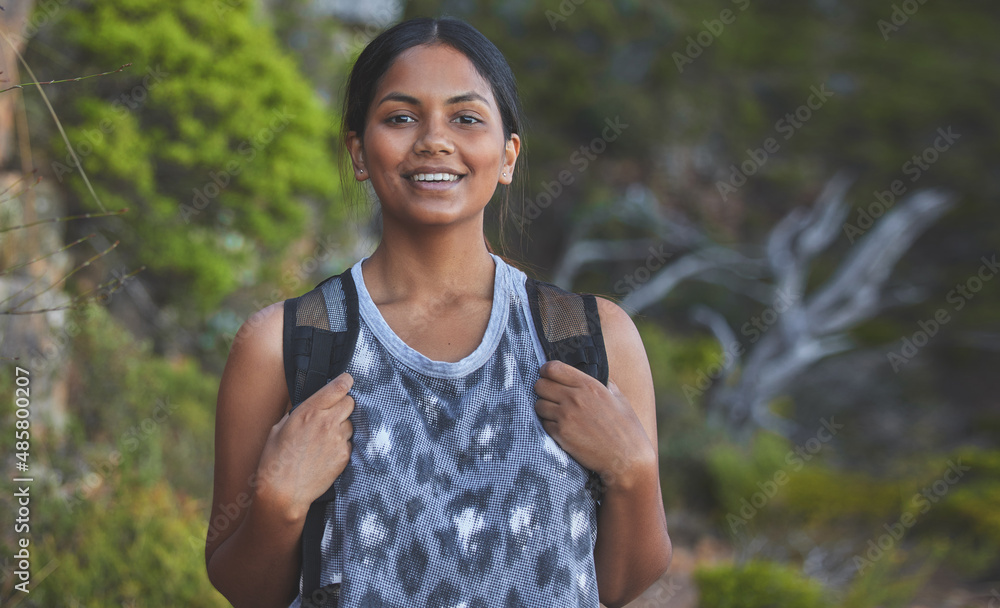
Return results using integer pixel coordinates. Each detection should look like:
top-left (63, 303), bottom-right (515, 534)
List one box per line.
top-left (595, 297), bottom-right (658, 457)
top-left (205, 301), bottom-right (291, 567)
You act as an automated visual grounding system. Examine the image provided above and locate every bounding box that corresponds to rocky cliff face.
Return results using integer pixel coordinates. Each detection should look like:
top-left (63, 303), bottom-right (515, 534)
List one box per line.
top-left (1, 1), bottom-right (72, 435)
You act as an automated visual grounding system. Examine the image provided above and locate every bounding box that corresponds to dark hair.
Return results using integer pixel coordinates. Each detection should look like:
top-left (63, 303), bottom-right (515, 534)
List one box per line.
top-left (339, 17), bottom-right (526, 254)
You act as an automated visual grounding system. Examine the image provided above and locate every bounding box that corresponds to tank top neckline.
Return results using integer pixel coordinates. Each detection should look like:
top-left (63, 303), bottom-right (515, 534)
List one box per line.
top-left (350, 253), bottom-right (511, 379)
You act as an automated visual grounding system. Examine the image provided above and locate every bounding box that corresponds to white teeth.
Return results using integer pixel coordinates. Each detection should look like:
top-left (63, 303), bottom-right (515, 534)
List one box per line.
top-left (411, 173), bottom-right (460, 182)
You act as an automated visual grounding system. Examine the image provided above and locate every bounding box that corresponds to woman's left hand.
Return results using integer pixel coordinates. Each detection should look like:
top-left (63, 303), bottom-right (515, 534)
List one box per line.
top-left (534, 360), bottom-right (657, 490)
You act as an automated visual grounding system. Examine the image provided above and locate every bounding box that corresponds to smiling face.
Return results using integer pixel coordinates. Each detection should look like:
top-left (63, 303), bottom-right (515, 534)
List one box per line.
top-left (346, 43), bottom-right (520, 231)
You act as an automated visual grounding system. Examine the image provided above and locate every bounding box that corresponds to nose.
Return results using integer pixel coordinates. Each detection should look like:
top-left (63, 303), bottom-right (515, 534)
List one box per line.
top-left (414, 116), bottom-right (454, 155)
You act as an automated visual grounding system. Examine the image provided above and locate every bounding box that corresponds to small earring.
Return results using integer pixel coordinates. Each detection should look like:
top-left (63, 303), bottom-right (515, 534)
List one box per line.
top-left (502, 172), bottom-right (507, 177)
top-left (359, 169), bottom-right (364, 174)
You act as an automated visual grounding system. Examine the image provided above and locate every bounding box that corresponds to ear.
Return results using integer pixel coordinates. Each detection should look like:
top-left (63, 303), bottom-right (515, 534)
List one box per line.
top-left (346, 131), bottom-right (368, 181)
top-left (498, 133), bottom-right (521, 185)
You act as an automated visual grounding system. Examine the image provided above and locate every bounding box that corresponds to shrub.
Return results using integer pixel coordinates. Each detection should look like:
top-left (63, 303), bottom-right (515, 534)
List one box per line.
top-left (30, 0), bottom-right (345, 313)
top-left (694, 560), bottom-right (831, 608)
top-left (25, 472), bottom-right (228, 607)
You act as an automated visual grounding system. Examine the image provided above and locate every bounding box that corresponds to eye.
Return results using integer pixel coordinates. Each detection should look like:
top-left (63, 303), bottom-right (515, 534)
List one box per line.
top-left (386, 114), bottom-right (415, 125)
top-left (455, 115), bottom-right (481, 125)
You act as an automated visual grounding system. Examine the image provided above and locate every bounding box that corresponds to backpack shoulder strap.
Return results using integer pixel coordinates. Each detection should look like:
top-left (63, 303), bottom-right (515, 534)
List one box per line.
top-left (524, 277), bottom-right (609, 386)
top-left (525, 277), bottom-right (611, 504)
top-left (281, 267), bottom-right (358, 606)
top-left (282, 268), bottom-right (360, 410)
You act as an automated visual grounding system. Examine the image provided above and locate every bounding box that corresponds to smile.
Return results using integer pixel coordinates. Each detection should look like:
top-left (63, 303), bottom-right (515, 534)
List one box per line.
top-left (410, 173), bottom-right (462, 182)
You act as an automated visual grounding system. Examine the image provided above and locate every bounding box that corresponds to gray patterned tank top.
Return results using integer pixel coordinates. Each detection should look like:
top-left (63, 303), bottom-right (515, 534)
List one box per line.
top-left (290, 254), bottom-right (599, 607)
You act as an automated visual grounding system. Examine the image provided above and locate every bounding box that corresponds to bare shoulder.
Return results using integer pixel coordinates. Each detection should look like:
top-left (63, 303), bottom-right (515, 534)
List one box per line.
top-left (593, 296), bottom-right (648, 373)
top-left (594, 296), bottom-right (658, 443)
top-left (234, 300), bottom-right (284, 353)
top-left (224, 300), bottom-right (289, 414)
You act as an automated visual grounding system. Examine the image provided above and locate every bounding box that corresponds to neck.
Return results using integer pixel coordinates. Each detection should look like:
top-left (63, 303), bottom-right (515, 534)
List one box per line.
top-left (361, 216), bottom-right (497, 303)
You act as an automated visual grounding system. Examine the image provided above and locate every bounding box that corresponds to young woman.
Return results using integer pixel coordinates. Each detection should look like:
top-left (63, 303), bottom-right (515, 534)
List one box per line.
top-left (206, 17), bottom-right (670, 608)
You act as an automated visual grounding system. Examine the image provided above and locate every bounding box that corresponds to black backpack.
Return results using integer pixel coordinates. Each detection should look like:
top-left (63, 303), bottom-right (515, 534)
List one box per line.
top-left (281, 266), bottom-right (608, 607)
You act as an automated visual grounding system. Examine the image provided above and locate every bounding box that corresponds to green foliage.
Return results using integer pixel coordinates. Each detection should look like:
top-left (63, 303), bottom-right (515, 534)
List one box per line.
top-left (0, 304), bottom-right (222, 604)
top-left (10, 1), bottom-right (997, 602)
top-left (780, 466), bottom-right (901, 528)
top-left (64, 303), bottom-right (217, 497)
top-left (706, 430), bottom-right (909, 539)
top-left (637, 320), bottom-right (724, 401)
top-left (694, 560), bottom-right (831, 608)
top-left (918, 447), bottom-right (1000, 573)
top-left (24, 473), bottom-right (227, 607)
top-left (31, 0), bottom-right (344, 312)
top-left (706, 432), bottom-right (794, 523)
top-left (838, 544), bottom-right (940, 608)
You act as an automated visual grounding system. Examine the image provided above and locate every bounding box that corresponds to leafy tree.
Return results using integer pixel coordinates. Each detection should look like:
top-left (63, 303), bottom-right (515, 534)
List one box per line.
top-left (26, 0), bottom-right (345, 314)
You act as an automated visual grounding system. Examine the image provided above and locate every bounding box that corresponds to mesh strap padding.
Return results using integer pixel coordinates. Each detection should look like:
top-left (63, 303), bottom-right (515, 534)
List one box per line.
top-left (283, 272), bottom-right (359, 410)
top-left (525, 279), bottom-right (609, 386)
top-left (282, 269), bottom-right (359, 607)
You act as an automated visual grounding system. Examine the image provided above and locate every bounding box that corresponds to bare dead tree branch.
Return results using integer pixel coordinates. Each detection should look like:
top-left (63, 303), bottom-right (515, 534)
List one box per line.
top-left (708, 185), bottom-right (955, 437)
top-left (550, 172), bottom-right (955, 439)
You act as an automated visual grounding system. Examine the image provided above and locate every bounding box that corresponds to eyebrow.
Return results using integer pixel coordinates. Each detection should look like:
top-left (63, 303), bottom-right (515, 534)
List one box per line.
top-left (376, 91), bottom-right (491, 107)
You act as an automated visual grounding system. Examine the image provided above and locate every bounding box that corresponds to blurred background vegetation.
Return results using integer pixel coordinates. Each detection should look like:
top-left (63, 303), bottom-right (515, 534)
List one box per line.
top-left (0, 0), bottom-right (998, 605)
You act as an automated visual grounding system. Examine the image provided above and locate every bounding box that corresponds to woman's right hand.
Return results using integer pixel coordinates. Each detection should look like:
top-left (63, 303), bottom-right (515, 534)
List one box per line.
top-left (254, 372), bottom-right (355, 521)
